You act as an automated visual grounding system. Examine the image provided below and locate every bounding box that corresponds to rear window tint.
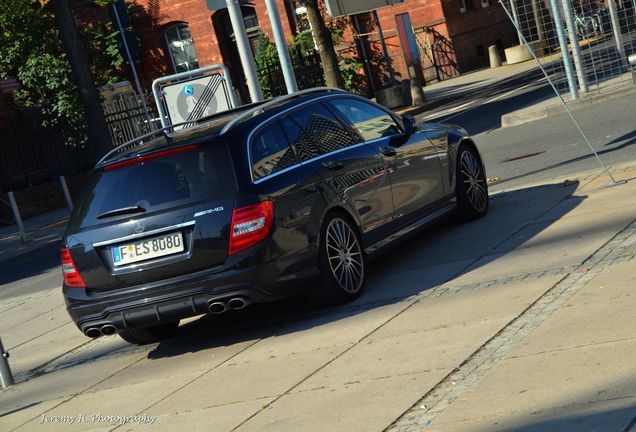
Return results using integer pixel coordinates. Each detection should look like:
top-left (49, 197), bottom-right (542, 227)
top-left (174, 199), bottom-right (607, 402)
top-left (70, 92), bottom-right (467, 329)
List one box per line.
top-left (71, 144), bottom-right (234, 228)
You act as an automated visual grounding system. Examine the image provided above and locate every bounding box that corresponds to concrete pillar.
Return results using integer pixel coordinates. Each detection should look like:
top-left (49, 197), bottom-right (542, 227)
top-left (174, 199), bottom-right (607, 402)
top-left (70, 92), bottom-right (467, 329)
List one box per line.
top-left (489, 45), bottom-right (502, 68)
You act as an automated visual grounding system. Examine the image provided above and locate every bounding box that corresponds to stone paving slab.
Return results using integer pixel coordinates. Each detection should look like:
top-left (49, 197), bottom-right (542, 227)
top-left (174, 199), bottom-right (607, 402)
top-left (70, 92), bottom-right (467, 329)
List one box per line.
top-left (413, 253), bottom-right (636, 432)
top-left (129, 398), bottom-right (276, 432)
top-left (430, 338), bottom-right (636, 431)
top-left (14, 375), bottom-right (190, 432)
top-left (237, 373), bottom-right (437, 432)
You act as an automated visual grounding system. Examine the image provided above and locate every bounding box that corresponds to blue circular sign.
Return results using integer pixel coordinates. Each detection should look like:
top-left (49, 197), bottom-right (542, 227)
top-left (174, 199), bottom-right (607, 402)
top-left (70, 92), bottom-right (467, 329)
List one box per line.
top-left (182, 85), bottom-right (194, 96)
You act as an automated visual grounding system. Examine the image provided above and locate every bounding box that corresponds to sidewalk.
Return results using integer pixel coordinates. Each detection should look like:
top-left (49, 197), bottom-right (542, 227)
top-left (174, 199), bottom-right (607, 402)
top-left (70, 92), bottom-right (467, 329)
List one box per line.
top-left (501, 72), bottom-right (636, 128)
top-left (0, 208), bottom-right (69, 265)
top-left (1, 160), bottom-right (635, 431)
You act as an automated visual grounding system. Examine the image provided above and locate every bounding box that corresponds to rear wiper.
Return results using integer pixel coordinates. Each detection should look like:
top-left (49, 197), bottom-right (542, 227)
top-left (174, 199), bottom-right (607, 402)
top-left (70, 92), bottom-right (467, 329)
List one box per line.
top-left (97, 205), bottom-right (146, 219)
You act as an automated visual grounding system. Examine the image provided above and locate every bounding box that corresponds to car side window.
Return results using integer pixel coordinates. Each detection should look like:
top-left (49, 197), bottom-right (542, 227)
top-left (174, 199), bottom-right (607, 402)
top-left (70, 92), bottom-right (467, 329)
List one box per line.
top-left (328, 98), bottom-right (402, 141)
top-left (282, 103), bottom-right (361, 162)
top-left (250, 121), bottom-right (299, 180)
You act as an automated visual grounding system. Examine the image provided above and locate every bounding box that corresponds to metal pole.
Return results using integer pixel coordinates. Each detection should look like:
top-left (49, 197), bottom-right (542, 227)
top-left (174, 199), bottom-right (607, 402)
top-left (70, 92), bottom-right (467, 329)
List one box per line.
top-left (548, 0), bottom-right (579, 99)
top-left (7, 192), bottom-right (26, 243)
top-left (112, 6), bottom-right (155, 130)
top-left (264, 0), bottom-right (298, 94)
top-left (226, 0), bottom-right (264, 102)
top-left (510, 0), bottom-right (525, 43)
top-left (607, 0), bottom-right (626, 70)
top-left (561, 0), bottom-right (589, 93)
top-left (373, 10), bottom-right (397, 86)
top-left (531, 0), bottom-right (546, 43)
top-left (0, 338), bottom-right (15, 389)
top-left (59, 176), bottom-right (73, 212)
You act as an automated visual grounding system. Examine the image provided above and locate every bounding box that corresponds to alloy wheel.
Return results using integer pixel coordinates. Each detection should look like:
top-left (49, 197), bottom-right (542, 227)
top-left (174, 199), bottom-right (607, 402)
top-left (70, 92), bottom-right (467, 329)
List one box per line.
top-left (460, 150), bottom-right (488, 212)
top-left (325, 218), bottom-right (364, 294)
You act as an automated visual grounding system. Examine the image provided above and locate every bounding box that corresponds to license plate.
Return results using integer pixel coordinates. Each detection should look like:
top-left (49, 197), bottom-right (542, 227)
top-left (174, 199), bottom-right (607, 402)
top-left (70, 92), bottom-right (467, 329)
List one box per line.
top-left (112, 232), bottom-right (184, 266)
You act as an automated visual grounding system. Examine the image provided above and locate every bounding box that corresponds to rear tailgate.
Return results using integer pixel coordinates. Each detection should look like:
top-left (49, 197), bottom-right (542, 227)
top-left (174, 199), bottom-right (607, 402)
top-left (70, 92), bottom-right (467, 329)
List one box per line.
top-left (65, 142), bottom-right (236, 293)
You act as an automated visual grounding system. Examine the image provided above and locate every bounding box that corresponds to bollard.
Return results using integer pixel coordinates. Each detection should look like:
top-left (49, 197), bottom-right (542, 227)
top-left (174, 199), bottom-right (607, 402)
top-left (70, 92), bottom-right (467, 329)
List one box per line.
top-left (0, 337), bottom-right (14, 389)
top-left (489, 45), bottom-right (502, 68)
top-left (7, 192), bottom-right (27, 244)
top-left (629, 54), bottom-right (636, 84)
top-left (59, 176), bottom-right (73, 212)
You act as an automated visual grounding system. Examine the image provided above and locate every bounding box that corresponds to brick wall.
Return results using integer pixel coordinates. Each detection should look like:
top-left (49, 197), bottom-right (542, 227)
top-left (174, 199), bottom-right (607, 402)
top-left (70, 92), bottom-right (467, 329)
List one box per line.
top-left (75, 0), bottom-right (517, 94)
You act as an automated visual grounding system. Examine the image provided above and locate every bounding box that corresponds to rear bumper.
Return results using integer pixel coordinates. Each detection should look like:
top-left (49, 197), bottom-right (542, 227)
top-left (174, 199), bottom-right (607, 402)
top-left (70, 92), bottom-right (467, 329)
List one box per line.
top-left (64, 257), bottom-right (320, 334)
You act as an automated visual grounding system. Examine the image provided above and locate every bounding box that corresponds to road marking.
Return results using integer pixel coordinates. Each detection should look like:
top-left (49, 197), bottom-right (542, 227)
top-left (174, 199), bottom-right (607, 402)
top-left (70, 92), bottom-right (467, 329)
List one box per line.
top-left (438, 77), bottom-right (548, 123)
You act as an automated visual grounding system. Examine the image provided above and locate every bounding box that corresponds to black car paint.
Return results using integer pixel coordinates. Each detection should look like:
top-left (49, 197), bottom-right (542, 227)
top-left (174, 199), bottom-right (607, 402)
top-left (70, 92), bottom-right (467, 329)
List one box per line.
top-left (62, 91), bottom-right (483, 336)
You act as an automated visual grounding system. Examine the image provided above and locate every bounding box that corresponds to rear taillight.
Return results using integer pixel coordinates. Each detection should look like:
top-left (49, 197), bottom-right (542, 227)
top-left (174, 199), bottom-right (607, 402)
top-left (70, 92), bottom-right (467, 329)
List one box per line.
top-left (102, 144), bottom-right (200, 171)
top-left (229, 201), bottom-right (274, 255)
top-left (61, 247), bottom-right (86, 288)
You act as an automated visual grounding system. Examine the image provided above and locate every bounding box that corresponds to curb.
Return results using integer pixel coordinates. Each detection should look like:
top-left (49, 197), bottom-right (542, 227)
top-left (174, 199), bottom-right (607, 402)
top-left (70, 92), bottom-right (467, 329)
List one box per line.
top-left (501, 83), bottom-right (636, 128)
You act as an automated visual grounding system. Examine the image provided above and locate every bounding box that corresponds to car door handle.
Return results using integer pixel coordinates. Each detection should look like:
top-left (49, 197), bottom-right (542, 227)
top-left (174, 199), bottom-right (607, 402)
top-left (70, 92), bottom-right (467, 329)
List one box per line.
top-left (322, 160), bottom-right (344, 170)
top-left (380, 146), bottom-right (397, 157)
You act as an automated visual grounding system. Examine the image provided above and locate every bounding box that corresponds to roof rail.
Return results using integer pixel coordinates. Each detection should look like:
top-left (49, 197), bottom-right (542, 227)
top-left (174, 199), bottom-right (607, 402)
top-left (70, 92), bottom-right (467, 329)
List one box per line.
top-left (219, 87), bottom-right (347, 135)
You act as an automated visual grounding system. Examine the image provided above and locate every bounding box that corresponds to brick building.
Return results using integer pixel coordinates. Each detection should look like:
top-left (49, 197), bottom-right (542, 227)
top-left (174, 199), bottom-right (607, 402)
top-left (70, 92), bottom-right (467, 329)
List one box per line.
top-left (76, 0), bottom-right (518, 98)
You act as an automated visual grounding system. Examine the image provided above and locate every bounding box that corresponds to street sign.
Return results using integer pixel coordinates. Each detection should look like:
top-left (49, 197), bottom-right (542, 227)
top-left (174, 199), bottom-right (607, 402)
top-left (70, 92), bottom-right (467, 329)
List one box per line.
top-left (152, 65), bottom-right (238, 130)
top-left (162, 74), bottom-right (231, 128)
top-left (325, 0), bottom-right (404, 17)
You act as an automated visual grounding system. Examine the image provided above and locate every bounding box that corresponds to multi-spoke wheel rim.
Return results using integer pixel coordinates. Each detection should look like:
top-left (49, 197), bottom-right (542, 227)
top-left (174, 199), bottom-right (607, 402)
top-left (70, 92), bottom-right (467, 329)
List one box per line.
top-left (460, 150), bottom-right (488, 212)
top-left (325, 218), bottom-right (364, 294)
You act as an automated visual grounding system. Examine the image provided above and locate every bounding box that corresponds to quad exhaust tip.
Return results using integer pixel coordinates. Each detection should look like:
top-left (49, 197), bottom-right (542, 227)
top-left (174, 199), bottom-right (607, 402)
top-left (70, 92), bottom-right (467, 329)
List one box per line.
top-left (208, 301), bottom-right (228, 314)
top-left (100, 324), bottom-right (117, 336)
top-left (208, 297), bottom-right (249, 314)
top-left (84, 324), bottom-right (117, 338)
top-left (85, 327), bottom-right (102, 338)
top-left (228, 297), bottom-right (248, 310)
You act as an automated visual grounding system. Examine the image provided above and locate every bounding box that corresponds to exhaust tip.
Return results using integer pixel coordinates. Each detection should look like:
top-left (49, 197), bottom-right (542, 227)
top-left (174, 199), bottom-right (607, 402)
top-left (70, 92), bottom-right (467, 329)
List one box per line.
top-left (228, 297), bottom-right (248, 310)
top-left (100, 324), bottom-right (117, 336)
top-left (208, 301), bottom-right (228, 314)
top-left (85, 327), bottom-right (102, 338)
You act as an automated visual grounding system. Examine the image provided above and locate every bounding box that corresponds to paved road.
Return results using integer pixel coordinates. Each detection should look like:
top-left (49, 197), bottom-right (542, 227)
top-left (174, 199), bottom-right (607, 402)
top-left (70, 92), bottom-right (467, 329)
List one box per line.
top-left (480, 93), bottom-right (636, 191)
top-left (414, 69), bottom-right (635, 192)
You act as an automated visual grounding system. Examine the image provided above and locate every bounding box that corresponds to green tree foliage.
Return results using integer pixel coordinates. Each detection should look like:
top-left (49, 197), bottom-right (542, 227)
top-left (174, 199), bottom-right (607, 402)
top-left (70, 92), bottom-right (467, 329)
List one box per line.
top-left (255, 30), bottom-right (364, 98)
top-left (0, 0), bottom-right (123, 144)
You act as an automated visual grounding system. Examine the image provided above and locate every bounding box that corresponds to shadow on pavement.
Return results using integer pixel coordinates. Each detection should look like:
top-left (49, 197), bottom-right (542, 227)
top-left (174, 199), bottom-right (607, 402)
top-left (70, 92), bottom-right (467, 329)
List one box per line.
top-left (404, 67), bottom-right (554, 135)
top-left (0, 245), bottom-right (60, 300)
top-left (146, 180), bottom-right (584, 359)
top-left (471, 374), bottom-right (636, 432)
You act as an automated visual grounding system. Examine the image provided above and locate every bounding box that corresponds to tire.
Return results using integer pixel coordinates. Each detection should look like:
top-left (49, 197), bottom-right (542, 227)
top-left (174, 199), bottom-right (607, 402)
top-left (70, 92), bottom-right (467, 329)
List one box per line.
top-left (307, 213), bottom-right (366, 307)
top-left (455, 145), bottom-right (489, 221)
top-left (118, 321), bottom-right (179, 345)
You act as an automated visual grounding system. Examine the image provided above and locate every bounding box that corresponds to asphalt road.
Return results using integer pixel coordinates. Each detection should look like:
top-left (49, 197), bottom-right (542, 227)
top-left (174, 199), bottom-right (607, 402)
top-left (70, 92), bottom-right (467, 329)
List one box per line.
top-left (413, 69), bottom-right (636, 192)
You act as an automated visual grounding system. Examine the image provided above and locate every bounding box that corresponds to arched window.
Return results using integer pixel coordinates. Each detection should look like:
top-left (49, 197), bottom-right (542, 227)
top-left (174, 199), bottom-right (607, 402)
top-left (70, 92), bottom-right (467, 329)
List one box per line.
top-left (164, 23), bottom-right (200, 73)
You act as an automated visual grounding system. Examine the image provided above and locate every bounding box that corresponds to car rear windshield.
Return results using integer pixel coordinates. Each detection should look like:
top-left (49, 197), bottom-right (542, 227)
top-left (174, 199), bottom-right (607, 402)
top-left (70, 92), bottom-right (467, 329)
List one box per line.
top-left (70, 143), bottom-right (235, 229)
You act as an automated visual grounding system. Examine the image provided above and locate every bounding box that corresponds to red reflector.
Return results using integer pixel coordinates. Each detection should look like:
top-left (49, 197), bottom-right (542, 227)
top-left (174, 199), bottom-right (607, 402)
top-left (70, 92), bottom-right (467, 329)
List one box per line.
top-left (229, 201), bottom-right (274, 255)
top-left (61, 247), bottom-right (86, 288)
top-left (103, 144), bottom-right (200, 171)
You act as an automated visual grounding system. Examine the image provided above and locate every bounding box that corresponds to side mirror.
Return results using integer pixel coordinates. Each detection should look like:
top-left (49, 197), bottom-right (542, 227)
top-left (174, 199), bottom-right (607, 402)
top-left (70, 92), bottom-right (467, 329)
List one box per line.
top-left (403, 115), bottom-right (418, 135)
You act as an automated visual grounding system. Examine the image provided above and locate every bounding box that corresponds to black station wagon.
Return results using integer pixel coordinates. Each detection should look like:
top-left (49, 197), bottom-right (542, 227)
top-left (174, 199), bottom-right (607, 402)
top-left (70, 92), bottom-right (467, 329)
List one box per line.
top-left (61, 88), bottom-right (489, 344)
